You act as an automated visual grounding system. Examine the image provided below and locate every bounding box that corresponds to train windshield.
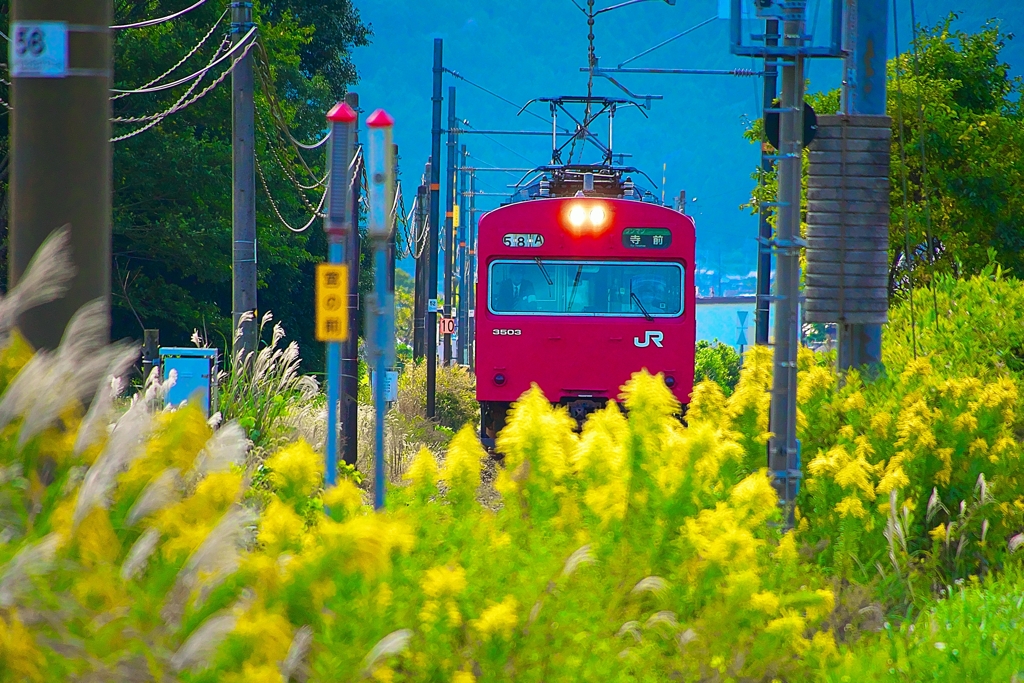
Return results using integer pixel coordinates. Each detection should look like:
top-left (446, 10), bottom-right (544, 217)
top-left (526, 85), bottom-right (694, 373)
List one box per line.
top-left (488, 259), bottom-right (683, 317)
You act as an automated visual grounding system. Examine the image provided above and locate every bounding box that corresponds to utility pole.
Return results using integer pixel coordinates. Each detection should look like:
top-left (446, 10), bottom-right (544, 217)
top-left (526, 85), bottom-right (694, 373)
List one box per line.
top-left (412, 169), bottom-right (429, 360)
top-left (9, 0), bottom-right (112, 349)
top-left (456, 144), bottom-right (468, 365)
top-left (426, 39), bottom-right (443, 418)
top-left (755, 18), bottom-right (779, 346)
top-left (231, 0), bottom-right (257, 357)
top-left (467, 170), bottom-right (478, 371)
top-left (836, 0), bottom-right (889, 371)
top-left (341, 92), bottom-right (361, 467)
top-left (443, 86), bottom-right (458, 366)
top-left (768, 10), bottom-right (806, 516)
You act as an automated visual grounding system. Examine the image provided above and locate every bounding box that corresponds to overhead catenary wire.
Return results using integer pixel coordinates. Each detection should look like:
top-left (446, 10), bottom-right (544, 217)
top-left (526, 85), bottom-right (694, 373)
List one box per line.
top-left (111, 0), bottom-right (209, 30)
top-left (442, 67), bottom-right (570, 133)
top-left (112, 7), bottom-right (228, 100)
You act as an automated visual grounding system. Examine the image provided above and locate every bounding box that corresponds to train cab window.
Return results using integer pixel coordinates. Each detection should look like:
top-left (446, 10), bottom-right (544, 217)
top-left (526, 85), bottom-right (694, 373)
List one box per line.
top-left (488, 260), bottom-right (683, 317)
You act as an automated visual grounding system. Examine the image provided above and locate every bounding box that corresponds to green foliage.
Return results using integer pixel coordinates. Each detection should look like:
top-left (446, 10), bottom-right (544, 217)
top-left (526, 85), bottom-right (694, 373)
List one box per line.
top-left (885, 261), bottom-right (1024, 383)
top-left (395, 361), bottom-right (479, 433)
top-left (216, 312), bottom-right (319, 452)
top-left (824, 571), bottom-right (1024, 680)
top-left (694, 339), bottom-right (741, 395)
top-left (746, 15), bottom-right (1024, 294)
top-left (100, 2), bottom-right (370, 367)
top-left (5, 236), bottom-right (1024, 681)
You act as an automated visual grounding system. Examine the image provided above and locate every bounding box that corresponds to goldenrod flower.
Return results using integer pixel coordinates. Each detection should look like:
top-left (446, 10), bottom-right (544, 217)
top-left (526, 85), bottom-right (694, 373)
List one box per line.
top-left (929, 523), bottom-right (947, 542)
top-left (441, 425), bottom-right (484, 501)
top-left (421, 564), bottom-right (467, 598)
top-left (322, 478), bottom-right (365, 518)
top-left (405, 446), bottom-right (439, 491)
top-left (453, 671), bottom-right (476, 683)
top-left (0, 611), bottom-right (45, 682)
top-left (258, 498), bottom-right (305, 555)
top-left (750, 591), bottom-right (780, 614)
top-left (835, 495), bottom-right (867, 519)
top-left (266, 439), bottom-right (322, 499)
top-left (472, 596), bottom-right (519, 639)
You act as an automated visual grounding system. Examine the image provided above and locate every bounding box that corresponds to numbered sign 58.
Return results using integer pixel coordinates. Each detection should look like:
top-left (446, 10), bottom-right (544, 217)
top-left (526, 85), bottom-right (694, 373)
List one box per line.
top-left (438, 317), bottom-right (456, 335)
top-left (10, 22), bottom-right (68, 78)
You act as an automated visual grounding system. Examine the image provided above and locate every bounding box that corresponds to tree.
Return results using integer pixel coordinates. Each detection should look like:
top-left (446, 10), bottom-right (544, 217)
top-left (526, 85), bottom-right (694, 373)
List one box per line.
top-left (0, 2), bottom-right (370, 369)
top-left (745, 15), bottom-right (1024, 296)
top-left (110, 1), bottom-right (370, 370)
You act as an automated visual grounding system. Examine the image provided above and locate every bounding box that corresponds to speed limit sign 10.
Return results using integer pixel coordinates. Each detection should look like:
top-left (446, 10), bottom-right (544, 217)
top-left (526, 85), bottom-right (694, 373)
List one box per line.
top-left (10, 22), bottom-right (69, 78)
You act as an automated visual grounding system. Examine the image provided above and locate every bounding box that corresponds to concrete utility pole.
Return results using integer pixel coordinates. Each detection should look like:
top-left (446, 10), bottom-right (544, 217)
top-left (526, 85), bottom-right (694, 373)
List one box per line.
top-left (231, 0), bottom-right (257, 357)
top-left (9, 0), bottom-right (112, 349)
top-left (837, 0), bottom-right (889, 370)
top-left (426, 39), bottom-right (443, 418)
top-left (755, 18), bottom-right (779, 346)
top-left (341, 92), bottom-right (362, 467)
top-left (456, 144), bottom-right (468, 365)
top-left (442, 86), bottom-right (457, 365)
top-left (768, 11), bottom-right (806, 514)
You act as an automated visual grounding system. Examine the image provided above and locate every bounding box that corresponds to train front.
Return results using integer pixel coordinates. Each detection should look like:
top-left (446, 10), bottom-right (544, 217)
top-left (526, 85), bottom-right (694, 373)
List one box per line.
top-left (475, 190), bottom-right (696, 438)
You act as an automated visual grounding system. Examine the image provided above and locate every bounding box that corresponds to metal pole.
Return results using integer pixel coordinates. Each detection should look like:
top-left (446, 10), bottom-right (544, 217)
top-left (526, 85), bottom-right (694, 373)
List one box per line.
top-left (366, 109), bottom-right (396, 510)
top-left (468, 171), bottom-right (478, 372)
top-left (231, 0), bottom-right (257, 358)
top-left (426, 39), bottom-right (443, 418)
top-left (413, 172), bottom-right (428, 360)
top-left (838, 0), bottom-right (887, 371)
top-left (456, 145), bottom-right (468, 365)
top-left (9, 0), bottom-right (112, 349)
top-left (768, 14), bottom-right (805, 517)
top-left (443, 86), bottom-right (458, 365)
top-left (142, 330), bottom-right (160, 383)
top-left (341, 92), bottom-right (361, 467)
top-left (755, 19), bottom-right (779, 346)
top-left (388, 144), bottom-right (398, 295)
top-left (323, 101), bottom-right (357, 486)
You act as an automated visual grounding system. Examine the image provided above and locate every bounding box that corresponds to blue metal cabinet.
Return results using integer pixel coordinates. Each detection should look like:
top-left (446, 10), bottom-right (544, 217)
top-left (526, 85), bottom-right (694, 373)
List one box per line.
top-left (159, 347), bottom-right (218, 416)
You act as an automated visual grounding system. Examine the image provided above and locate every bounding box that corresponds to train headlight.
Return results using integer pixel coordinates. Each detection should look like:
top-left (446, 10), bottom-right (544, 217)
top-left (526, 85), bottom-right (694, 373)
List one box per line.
top-left (568, 205), bottom-right (587, 228)
top-left (564, 201), bottom-right (611, 235)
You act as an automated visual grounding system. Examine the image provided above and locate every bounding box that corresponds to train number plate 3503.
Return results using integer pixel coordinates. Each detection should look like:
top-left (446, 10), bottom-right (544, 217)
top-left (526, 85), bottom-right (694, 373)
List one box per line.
top-left (503, 233), bottom-right (544, 248)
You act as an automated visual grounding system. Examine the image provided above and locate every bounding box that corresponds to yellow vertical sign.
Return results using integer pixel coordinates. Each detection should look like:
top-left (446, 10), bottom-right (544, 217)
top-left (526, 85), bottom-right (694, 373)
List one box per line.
top-left (453, 205), bottom-right (459, 228)
top-left (316, 263), bottom-right (349, 341)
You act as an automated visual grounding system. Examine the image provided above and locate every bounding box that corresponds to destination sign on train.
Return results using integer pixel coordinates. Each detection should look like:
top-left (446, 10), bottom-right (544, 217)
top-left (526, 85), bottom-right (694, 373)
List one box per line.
top-left (502, 233), bottom-right (545, 248)
top-left (622, 228), bottom-right (672, 249)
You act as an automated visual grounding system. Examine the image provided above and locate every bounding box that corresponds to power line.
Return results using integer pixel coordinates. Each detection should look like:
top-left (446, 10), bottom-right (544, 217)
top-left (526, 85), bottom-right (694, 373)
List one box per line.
top-left (112, 35), bottom-right (230, 123)
top-left (110, 25), bottom-right (256, 95)
top-left (111, 8), bottom-right (228, 100)
top-left (111, 34), bottom-right (255, 142)
top-left (111, 0), bottom-right (209, 30)
top-left (256, 156), bottom-right (327, 233)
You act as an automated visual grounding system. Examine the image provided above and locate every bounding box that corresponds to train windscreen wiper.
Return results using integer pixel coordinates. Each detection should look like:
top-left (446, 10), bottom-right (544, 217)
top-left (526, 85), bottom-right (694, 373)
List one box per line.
top-left (567, 265), bottom-right (583, 311)
top-left (631, 291), bottom-right (654, 321)
top-left (534, 258), bottom-right (553, 285)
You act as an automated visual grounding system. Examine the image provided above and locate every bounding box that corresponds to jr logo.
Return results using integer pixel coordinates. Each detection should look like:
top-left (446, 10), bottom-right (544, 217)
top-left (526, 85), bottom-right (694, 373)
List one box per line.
top-left (634, 331), bottom-right (664, 348)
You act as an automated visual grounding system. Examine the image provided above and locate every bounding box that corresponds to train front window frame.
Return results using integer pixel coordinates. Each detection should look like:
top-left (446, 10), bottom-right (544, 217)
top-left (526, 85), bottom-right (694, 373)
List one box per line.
top-left (487, 259), bottom-right (684, 317)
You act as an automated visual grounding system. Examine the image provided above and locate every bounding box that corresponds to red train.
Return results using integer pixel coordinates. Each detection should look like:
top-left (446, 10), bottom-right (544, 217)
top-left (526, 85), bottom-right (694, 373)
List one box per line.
top-left (475, 166), bottom-right (696, 440)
